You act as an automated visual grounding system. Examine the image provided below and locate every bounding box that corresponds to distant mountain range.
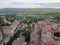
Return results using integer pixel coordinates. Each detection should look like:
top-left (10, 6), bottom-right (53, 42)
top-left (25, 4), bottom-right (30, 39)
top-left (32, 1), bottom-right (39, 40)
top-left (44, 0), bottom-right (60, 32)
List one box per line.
top-left (0, 8), bottom-right (25, 13)
top-left (0, 8), bottom-right (60, 14)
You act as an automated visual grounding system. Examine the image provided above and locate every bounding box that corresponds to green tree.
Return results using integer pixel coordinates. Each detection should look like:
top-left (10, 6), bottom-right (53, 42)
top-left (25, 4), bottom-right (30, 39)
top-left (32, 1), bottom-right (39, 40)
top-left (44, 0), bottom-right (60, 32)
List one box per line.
top-left (2, 22), bottom-right (11, 26)
top-left (53, 16), bottom-right (60, 23)
top-left (22, 30), bottom-right (31, 45)
top-left (0, 17), bottom-right (2, 25)
top-left (22, 30), bottom-right (31, 41)
top-left (54, 32), bottom-right (60, 37)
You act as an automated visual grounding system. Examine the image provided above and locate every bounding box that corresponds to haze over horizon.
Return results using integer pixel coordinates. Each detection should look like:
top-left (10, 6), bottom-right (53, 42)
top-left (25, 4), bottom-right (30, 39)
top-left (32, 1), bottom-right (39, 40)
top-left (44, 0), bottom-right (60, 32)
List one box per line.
top-left (0, 0), bottom-right (60, 9)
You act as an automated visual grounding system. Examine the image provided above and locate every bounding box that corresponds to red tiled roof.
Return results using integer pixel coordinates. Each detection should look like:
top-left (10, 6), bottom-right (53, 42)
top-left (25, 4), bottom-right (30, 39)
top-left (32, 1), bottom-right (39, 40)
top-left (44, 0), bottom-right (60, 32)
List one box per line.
top-left (12, 36), bottom-right (25, 45)
top-left (30, 32), bottom-right (39, 41)
top-left (0, 32), bottom-right (2, 37)
top-left (21, 23), bottom-right (27, 30)
top-left (2, 20), bottom-right (20, 31)
top-left (2, 26), bottom-right (12, 31)
top-left (10, 20), bottom-right (19, 28)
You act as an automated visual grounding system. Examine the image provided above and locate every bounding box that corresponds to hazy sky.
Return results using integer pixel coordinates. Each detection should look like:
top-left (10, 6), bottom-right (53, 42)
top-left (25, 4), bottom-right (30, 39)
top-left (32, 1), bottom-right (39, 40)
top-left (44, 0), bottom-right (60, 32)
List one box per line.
top-left (0, 0), bottom-right (60, 8)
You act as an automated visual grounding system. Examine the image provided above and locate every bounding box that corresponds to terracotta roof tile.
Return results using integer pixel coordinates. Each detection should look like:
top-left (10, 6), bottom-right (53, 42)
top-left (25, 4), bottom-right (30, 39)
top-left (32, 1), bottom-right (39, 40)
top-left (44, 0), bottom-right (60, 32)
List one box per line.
top-left (30, 32), bottom-right (39, 41)
top-left (12, 36), bottom-right (25, 45)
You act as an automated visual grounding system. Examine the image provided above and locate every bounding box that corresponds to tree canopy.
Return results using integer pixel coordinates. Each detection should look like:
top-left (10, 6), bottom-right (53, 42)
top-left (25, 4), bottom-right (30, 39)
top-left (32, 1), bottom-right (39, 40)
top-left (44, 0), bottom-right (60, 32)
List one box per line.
top-left (54, 31), bottom-right (60, 37)
top-left (0, 17), bottom-right (2, 25)
top-left (22, 30), bottom-right (31, 41)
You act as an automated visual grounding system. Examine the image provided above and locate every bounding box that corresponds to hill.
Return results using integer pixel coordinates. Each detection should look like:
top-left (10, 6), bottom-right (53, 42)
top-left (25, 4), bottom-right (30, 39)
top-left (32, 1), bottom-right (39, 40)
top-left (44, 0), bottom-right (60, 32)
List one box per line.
top-left (0, 8), bottom-right (60, 15)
